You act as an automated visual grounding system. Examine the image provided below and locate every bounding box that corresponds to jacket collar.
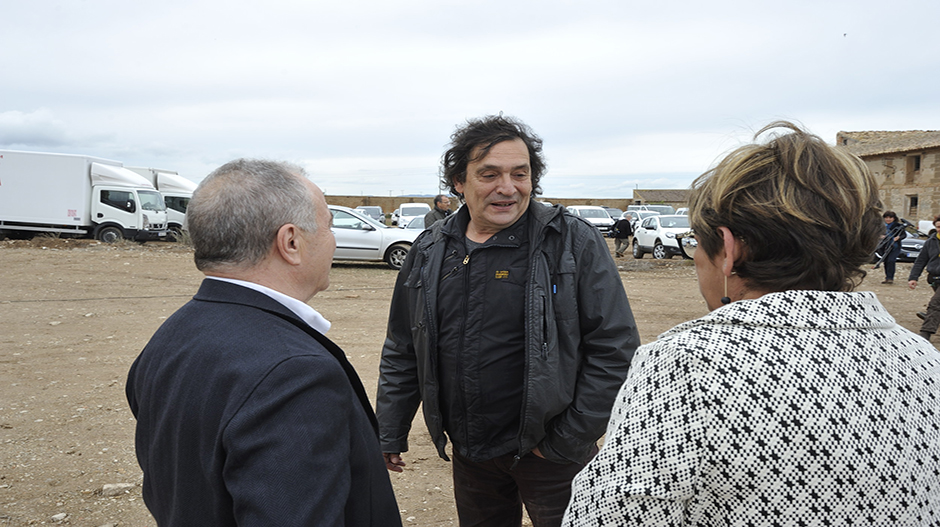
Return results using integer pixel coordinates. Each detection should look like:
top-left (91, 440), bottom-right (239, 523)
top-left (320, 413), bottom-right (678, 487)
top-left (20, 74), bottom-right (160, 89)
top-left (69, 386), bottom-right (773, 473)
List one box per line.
top-left (430, 199), bottom-right (565, 246)
top-left (193, 278), bottom-right (304, 325)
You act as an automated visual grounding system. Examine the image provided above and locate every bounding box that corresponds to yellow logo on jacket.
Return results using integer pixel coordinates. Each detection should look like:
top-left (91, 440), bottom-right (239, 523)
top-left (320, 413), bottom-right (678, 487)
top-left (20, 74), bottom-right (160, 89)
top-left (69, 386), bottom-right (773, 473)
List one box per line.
top-left (495, 270), bottom-right (509, 279)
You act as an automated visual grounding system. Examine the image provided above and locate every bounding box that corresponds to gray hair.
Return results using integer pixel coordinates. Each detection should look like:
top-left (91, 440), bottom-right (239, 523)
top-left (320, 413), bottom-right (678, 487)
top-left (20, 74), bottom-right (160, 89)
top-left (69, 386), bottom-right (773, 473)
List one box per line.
top-left (187, 159), bottom-right (319, 272)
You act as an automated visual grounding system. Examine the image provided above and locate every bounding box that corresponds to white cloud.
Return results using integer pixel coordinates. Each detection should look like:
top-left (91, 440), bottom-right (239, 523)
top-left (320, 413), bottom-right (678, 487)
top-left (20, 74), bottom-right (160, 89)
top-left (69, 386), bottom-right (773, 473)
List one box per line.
top-left (1, 0), bottom-right (938, 198)
top-left (0, 109), bottom-right (71, 148)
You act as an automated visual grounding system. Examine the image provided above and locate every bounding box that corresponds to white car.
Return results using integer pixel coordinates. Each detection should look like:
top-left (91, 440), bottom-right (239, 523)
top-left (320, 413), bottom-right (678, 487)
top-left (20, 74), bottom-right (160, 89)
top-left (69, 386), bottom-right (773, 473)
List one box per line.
top-left (632, 214), bottom-right (691, 259)
top-left (567, 205), bottom-right (615, 234)
top-left (620, 210), bottom-right (661, 232)
top-left (329, 205), bottom-right (419, 269)
top-left (391, 202), bottom-right (431, 227)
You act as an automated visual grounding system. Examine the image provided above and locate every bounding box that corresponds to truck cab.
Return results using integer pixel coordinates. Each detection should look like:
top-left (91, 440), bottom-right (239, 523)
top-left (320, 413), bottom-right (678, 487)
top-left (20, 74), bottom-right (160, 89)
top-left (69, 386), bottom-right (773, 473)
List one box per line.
top-left (124, 167), bottom-right (197, 237)
top-left (92, 186), bottom-right (168, 243)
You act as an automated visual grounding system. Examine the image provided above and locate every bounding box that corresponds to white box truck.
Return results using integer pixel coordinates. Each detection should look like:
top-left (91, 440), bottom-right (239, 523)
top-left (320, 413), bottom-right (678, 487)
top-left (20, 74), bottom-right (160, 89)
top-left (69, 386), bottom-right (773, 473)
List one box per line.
top-left (0, 150), bottom-right (169, 243)
top-left (125, 167), bottom-right (197, 236)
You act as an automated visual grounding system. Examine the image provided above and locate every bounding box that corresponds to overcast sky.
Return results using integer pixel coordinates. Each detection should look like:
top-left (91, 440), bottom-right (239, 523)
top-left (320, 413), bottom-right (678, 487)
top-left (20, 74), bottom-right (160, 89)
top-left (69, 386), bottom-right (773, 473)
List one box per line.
top-left (2, 0), bottom-right (937, 199)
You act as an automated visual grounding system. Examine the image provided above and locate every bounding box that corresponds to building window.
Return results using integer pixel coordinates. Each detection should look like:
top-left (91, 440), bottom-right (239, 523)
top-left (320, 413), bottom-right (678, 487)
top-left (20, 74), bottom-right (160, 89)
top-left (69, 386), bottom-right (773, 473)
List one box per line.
top-left (907, 155), bottom-right (922, 183)
top-left (909, 195), bottom-right (919, 218)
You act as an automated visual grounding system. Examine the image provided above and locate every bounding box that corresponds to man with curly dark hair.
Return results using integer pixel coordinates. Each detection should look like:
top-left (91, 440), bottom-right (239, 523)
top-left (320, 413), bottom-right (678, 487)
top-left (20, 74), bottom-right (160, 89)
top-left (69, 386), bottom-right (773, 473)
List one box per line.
top-left (377, 115), bottom-right (639, 527)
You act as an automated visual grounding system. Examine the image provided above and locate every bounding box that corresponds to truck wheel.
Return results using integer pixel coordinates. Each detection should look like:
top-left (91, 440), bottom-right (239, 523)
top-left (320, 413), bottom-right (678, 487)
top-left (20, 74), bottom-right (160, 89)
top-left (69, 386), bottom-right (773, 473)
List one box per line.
top-left (97, 226), bottom-right (123, 243)
top-left (167, 225), bottom-right (183, 242)
top-left (632, 239), bottom-right (644, 259)
top-left (385, 243), bottom-right (410, 270)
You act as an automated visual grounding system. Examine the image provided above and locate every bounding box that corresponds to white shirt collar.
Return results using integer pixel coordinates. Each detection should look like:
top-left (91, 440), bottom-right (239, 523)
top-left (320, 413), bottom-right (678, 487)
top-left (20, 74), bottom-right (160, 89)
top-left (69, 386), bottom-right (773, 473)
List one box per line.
top-left (205, 276), bottom-right (331, 334)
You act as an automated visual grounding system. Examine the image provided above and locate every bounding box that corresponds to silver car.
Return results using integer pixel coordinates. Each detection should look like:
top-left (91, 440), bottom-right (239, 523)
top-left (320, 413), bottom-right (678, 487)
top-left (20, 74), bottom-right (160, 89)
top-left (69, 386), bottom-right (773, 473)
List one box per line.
top-left (329, 205), bottom-right (419, 270)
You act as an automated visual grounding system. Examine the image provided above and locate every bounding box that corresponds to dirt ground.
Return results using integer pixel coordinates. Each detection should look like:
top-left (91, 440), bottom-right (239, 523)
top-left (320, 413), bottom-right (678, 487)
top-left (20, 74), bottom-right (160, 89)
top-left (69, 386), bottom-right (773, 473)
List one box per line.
top-left (0, 236), bottom-right (931, 526)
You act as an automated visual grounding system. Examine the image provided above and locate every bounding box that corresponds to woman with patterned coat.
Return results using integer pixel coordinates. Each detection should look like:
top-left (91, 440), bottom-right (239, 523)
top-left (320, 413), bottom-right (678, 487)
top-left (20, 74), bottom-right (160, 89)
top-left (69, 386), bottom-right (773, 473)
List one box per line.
top-left (563, 122), bottom-right (940, 526)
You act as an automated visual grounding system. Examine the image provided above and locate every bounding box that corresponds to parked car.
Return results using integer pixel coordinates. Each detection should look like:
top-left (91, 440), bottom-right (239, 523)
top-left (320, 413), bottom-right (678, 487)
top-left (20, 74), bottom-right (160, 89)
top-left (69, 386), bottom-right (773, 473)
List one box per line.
top-left (567, 205), bottom-right (615, 234)
top-left (873, 220), bottom-right (928, 263)
top-left (633, 214), bottom-right (691, 259)
top-left (675, 208), bottom-right (689, 215)
top-left (329, 205), bottom-right (419, 269)
top-left (602, 207), bottom-right (623, 220)
top-left (621, 210), bottom-right (661, 232)
top-left (355, 205), bottom-right (385, 223)
top-left (391, 202), bottom-right (431, 227)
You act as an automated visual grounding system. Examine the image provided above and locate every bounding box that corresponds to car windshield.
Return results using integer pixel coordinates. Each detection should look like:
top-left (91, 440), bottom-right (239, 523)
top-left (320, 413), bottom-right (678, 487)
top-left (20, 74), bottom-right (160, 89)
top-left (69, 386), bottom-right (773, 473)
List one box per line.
top-left (402, 205), bottom-right (429, 216)
top-left (138, 190), bottom-right (166, 211)
top-left (330, 207), bottom-right (388, 229)
top-left (578, 209), bottom-right (610, 219)
top-left (405, 216), bottom-right (425, 229)
top-left (659, 216), bottom-right (690, 228)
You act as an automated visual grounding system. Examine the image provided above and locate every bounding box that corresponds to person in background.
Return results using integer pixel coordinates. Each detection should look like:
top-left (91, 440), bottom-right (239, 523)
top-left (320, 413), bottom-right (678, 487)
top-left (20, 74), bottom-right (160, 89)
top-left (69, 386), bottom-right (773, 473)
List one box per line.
top-left (424, 194), bottom-right (452, 227)
top-left (612, 213), bottom-right (633, 257)
top-left (378, 115), bottom-right (639, 527)
top-left (908, 214), bottom-right (940, 342)
top-left (564, 122), bottom-right (940, 526)
top-left (127, 159), bottom-right (400, 526)
top-left (880, 210), bottom-right (907, 284)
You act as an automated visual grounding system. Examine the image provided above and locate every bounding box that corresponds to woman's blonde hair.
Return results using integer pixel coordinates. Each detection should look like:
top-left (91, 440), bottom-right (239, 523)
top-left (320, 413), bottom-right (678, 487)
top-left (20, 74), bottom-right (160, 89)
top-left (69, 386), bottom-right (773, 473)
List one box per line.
top-left (689, 121), bottom-right (882, 292)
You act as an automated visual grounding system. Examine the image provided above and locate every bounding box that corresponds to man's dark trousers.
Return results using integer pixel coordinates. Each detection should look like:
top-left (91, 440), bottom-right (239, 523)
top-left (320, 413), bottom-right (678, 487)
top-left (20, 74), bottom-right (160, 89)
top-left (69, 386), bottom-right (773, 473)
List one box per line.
top-left (452, 450), bottom-right (592, 527)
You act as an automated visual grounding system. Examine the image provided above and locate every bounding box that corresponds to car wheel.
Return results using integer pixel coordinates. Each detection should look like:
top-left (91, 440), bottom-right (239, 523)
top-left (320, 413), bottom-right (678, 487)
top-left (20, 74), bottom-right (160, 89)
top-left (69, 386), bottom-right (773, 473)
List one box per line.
top-left (97, 226), bottom-right (123, 243)
top-left (653, 241), bottom-right (670, 259)
top-left (385, 243), bottom-right (410, 270)
top-left (632, 239), bottom-right (643, 259)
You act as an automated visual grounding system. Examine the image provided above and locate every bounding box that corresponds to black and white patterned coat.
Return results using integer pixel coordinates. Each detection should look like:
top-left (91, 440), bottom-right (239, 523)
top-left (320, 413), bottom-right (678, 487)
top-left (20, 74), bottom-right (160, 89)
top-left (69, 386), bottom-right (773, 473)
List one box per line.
top-left (564, 290), bottom-right (940, 526)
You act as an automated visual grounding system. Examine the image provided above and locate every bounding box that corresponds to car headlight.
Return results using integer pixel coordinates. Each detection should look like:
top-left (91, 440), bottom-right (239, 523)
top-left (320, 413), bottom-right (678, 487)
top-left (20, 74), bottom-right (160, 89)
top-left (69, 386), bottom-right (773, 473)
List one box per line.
top-left (142, 213), bottom-right (151, 228)
top-left (665, 232), bottom-right (676, 238)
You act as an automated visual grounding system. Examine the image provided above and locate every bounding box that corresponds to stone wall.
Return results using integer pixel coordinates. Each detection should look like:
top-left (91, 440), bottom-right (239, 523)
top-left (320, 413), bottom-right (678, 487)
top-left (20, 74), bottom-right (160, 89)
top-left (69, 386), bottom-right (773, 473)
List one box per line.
top-left (862, 148), bottom-right (940, 222)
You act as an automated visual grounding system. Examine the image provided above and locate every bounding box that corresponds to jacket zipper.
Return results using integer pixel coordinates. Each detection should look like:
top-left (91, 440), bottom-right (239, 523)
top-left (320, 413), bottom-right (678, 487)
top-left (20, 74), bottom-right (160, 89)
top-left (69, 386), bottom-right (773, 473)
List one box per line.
top-left (457, 250), bottom-right (471, 451)
top-left (440, 249), bottom-right (462, 281)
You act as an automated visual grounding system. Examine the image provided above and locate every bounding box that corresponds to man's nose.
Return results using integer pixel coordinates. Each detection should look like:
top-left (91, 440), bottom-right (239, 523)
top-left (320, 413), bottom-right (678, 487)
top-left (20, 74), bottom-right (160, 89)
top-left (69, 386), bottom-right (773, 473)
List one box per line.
top-left (494, 174), bottom-right (515, 194)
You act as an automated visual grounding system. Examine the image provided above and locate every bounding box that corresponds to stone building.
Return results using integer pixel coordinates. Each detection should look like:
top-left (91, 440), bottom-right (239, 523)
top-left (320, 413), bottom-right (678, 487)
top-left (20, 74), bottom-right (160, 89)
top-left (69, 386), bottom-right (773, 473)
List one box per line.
top-left (631, 189), bottom-right (690, 210)
top-left (838, 130), bottom-right (940, 222)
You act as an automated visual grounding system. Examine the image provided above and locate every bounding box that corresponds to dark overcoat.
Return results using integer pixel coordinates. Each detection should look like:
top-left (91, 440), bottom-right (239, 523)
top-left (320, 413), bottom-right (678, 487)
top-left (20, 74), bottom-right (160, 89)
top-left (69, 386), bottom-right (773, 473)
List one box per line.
top-left (127, 279), bottom-right (401, 526)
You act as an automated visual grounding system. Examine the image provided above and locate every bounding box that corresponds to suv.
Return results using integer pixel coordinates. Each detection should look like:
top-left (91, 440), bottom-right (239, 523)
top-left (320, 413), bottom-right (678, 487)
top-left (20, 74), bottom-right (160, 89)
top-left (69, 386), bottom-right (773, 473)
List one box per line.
top-left (355, 206), bottom-right (385, 223)
top-left (567, 205), bottom-right (615, 234)
top-left (632, 214), bottom-right (690, 259)
top-left (621, 210), bottom-right (660, 232)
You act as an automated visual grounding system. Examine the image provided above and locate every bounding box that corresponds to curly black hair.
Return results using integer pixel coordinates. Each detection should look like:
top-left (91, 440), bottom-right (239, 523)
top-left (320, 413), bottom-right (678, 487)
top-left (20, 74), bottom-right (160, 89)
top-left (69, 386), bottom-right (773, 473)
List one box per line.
top-left (440, 114), bottom-right (546, 198)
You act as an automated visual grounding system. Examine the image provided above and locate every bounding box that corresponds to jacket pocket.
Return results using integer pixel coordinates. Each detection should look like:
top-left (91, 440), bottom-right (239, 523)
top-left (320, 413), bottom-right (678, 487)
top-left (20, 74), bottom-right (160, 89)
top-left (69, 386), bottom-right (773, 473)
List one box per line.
top-left (551, 251), bottom-right (579, 321)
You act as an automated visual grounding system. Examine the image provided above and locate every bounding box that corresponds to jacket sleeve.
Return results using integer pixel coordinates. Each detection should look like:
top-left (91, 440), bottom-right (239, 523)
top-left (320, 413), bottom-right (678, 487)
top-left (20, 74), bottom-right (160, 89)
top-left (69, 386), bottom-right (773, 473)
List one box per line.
top-left (540, 222), bottom-right (641, 463)
top-left (909, 236), bottom-right (940, 282)
top-left (375, 242), bottom-right (424, 454)
top-left (909, 243), bottom-right (931, 281)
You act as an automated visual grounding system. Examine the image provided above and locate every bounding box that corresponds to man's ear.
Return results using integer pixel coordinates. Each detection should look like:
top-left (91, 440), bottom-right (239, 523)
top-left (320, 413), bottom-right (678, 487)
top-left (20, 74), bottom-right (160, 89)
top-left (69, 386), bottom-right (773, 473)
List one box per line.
top-left (275, 223), bottom-right (303, 266)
